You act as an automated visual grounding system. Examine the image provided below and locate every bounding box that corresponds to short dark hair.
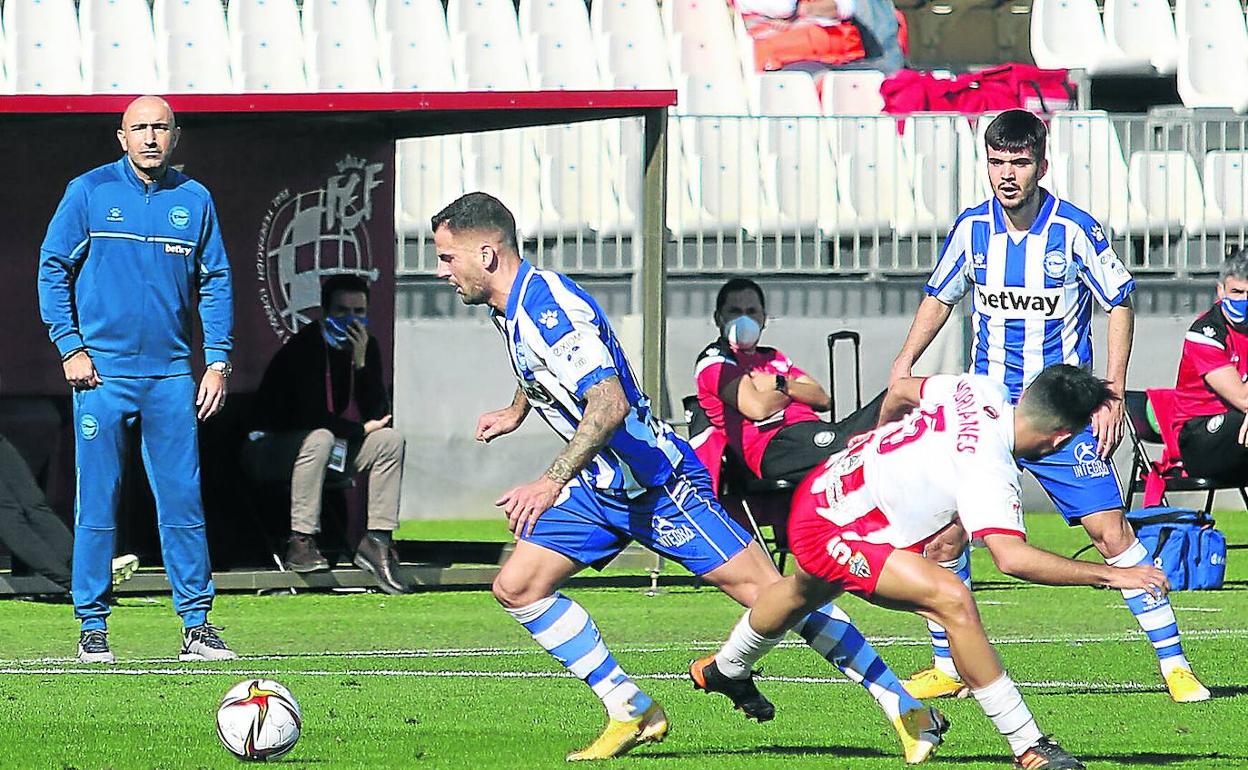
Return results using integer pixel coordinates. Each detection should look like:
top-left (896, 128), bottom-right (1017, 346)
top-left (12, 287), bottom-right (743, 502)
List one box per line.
top-left (984, 109), bottom-right (1047, 163)
top-left (321, 274), bottom-right (370, 310)
top-left (1220, 246), bottom-right (1248, 283)
top-left (429, 192), bottom-right (519, 253)
top-left (1020, 364), bottom-right (1115, 434)
top-left (715, 278), bottom-right (766, 315)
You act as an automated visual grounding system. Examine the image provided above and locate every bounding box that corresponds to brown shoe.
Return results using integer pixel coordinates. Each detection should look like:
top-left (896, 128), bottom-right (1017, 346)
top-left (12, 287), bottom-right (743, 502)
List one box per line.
top-left (353, 534), bottom-right (409, 595)
top-left (284, 533), bottom-right (329, 573)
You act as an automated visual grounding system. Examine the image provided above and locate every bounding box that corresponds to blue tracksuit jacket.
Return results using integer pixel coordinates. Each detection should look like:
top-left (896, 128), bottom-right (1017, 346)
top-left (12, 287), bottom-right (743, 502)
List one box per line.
top-left (38, 155), bottom-right (233, 374)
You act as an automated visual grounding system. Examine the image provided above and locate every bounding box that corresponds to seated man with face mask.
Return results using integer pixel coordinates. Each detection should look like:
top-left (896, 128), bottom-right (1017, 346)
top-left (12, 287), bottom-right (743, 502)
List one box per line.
top-left (1173, 248), bottom-right (1248, 482)
top-left (245, 275), bottom-right (408, 594)
top-left (695, 278), bottom-right (884, 485)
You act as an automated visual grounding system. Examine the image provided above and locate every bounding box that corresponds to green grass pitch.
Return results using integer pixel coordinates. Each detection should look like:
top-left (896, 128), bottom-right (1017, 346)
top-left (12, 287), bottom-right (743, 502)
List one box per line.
top-left (1, 512), bottom-right (1245, 769)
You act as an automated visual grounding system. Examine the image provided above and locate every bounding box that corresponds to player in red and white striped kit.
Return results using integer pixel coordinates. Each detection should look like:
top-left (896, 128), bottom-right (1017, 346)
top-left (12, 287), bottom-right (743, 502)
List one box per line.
top-left (694, 365), bottom-right (1168, 770)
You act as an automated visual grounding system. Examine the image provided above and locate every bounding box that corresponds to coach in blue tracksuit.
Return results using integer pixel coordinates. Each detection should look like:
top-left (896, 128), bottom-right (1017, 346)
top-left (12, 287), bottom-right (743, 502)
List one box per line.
top-left (38, 96), bottom-right (238, 664)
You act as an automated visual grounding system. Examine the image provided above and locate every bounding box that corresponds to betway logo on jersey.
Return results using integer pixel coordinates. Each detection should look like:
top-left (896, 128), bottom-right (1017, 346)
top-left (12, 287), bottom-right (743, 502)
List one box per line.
top-left (973, 286), bottom-right (1065, 320)
top-left (164, 243), bottom-right (193, 256)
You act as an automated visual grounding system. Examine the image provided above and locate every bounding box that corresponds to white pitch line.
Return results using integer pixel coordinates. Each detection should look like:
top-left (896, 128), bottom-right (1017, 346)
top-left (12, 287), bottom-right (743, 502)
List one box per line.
top-left (0, 666), bottom-right (1168, 692)
top-left (3, 627), bottom-right (1245, 668)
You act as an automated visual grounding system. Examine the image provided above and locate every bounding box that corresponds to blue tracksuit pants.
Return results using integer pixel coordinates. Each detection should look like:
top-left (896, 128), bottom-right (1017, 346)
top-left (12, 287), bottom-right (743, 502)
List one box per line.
top-left (72, 375), bottom-right (214, 630)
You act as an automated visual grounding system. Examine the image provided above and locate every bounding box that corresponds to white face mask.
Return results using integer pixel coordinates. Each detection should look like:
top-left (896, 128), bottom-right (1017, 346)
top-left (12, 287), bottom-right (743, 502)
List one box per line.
top-left (722, 315), bottom-right (762, 352)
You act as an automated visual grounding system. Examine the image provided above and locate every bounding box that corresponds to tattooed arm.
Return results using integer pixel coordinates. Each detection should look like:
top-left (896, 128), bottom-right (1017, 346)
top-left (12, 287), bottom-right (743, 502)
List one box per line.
top-left (476, 387), bottom-right (532, 443)
top-left (496, 376), bottom-right (629, 536)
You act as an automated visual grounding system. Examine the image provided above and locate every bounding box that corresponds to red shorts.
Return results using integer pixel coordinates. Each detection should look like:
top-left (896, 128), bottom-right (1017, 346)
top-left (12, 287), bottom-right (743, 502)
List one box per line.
top-left (788, 502), bottom-right (896, 596)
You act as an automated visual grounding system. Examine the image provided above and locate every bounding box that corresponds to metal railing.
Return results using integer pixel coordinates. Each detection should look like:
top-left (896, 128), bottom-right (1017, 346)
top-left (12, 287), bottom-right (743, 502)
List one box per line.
top-left (395, 111), bottom-right (1248, 279)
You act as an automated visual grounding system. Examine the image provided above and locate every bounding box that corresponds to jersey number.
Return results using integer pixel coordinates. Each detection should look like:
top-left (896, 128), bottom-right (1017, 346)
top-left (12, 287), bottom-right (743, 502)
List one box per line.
top-left (877, 405), bottom-right (947, 454)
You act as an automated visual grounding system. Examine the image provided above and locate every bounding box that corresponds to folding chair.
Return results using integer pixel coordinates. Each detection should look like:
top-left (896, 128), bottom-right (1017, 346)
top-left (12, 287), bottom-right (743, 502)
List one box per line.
top-left (1123, 388), bottom-right (1248, 516)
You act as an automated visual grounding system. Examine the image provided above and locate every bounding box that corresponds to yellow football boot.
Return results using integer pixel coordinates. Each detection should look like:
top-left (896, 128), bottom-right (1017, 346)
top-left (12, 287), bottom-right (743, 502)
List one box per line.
top-left (1165, 668), bottom-right (1211, 703)
top-left (892, 705), bottom-right (949, 765)
top-left (902, 668), bottom-right (969, 699)
top-left (566, 703), bottom-right (669, 761)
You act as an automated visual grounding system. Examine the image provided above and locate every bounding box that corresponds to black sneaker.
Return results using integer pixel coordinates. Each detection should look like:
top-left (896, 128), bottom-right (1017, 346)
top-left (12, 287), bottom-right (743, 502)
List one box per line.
top-left (77, 629), bottom-right (115, 664)
top-left (180, 624), bottom-right (239, 662)
top-left (1015, 737), bottom-right (1086, 770)
top-left (689, 654), bottom-right (775, 722)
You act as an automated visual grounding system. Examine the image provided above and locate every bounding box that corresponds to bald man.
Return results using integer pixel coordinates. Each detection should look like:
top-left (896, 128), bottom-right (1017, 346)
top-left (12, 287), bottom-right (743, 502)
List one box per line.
top-left (38, 95), bottom-right (237, 663)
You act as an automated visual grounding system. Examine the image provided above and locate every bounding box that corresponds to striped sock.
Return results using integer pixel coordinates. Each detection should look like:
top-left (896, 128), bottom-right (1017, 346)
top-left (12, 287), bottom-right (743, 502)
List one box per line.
top-left (506, 593), bottom-right (653, 721)
top-left (795, 603), bottom-right (924, 721)
top-left (928, 547), bottom-right (972, 679)
top-left (1107, 540), bottom-right (1190, 676)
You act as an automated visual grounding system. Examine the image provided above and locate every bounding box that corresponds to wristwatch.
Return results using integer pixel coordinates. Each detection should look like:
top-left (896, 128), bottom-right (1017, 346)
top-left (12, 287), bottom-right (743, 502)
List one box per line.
top-left (774, 374), bottom-right (788, 394)
top-left (209, 361), bottom-right (233, 378)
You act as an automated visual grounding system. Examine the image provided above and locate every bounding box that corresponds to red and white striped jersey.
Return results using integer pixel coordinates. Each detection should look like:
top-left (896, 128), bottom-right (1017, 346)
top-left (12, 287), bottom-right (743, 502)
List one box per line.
top-left (798, 373), bottom-right (1026, 550)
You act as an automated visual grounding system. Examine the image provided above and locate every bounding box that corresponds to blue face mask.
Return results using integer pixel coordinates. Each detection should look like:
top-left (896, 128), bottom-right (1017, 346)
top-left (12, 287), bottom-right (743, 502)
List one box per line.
top-left (322, 314), bottom-right (369, 349)
top-left (1222, 297), bottom-right (1248, 326)
top-left (722, 315), bottom-right (762, 352)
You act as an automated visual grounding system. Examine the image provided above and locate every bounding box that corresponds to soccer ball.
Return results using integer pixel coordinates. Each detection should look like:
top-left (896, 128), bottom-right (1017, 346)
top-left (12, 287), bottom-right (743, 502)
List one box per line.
top-left (216, 679), bottom-right (303, 761)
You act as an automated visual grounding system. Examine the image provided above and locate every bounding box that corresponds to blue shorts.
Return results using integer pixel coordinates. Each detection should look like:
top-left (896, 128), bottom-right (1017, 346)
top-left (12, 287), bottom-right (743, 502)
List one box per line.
top-left (522, 449), bottom-right (753, 575)
top-left (1018, 422), bottom-right (1125, 525)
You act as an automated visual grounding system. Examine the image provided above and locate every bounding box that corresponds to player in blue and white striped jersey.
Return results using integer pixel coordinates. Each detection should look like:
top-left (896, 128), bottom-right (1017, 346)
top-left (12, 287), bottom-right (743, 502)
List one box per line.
top-left (433, 193), bottom-right (946, 764)
top-left (890, 110), bottom-right (1209, 706)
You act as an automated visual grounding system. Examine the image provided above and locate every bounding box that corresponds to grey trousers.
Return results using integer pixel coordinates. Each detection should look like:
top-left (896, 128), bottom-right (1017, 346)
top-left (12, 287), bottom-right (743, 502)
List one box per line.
top-left (244, 428), bottom-right (405, 535)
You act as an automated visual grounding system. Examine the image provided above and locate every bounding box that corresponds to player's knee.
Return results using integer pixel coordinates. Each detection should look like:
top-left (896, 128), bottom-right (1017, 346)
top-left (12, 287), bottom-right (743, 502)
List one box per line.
top-left (1086, 510), bottom-right (1134, 557)
top-left (931, 577), bottom-right (977, 629)
top-left (491, 575), bottom-right (542, 610)
top-left (374, 427), bottom-right (405, 456)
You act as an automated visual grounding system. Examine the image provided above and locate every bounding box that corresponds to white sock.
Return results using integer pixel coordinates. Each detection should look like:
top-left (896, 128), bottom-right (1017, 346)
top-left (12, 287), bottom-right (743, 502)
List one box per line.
top-left (927, 552), bottom-right (970, 679)
top-left (715, 611), bottom-right (785, 680)
top-left (1106, 539), bottom-right (1191, 677)
top-left (970, 674), bottom-right (1043, 756)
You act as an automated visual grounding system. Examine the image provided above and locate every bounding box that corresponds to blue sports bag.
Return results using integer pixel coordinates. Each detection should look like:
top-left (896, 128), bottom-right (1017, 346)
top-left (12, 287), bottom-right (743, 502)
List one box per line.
top-left (1125, 507), bottom-right (1227, 591)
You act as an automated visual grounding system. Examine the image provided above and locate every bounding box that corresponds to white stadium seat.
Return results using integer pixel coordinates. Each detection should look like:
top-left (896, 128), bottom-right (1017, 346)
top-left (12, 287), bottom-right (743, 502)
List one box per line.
top-left (662, 0), bottom-right (735, 43)
top-left (1175, 0), bottom-right (1248, 46)
top-left (398, 136), bottom-right (467, 235)
top-left (1103, 0), bottom-right (1179, 75)
top-left (591, 0), bottom-right (665, 41)
top-left (3, 0), bottom-right (83, 93)
top-left (447, 0), bottom-right (521, 39)
top-left (899, 113), bottom-right (980, 235)
top-left (1197, 150), bottom-right (1248, 234)
top-left (1049, 111), bottom-right (1148, 234)
top-left (600, 32), bottom-right (674, 89)
top-left (1177, 35), bottom-right (1248, 112)
top-left (457, 32), bottom-right (530, 90)
top-left (154, 0), bottom-right (233, 91)
top-left (80, 0), bottom-right (158, 93)
top-left (823, 116), bottom-right (912, 236)
top-left (228, 0), bottom-right (305, 90)
top-left (1126, 150), bottom-right (1205, 233)
top-left (1031, 0), bottom-right (1151, 74)
top-left (820, 70), bottom-right (886, 115)
top-left (520, 0), bottom-right (592, 39)
top-left (302, 0), bottom-right (382, 91)
top-left (377, 0), bottom-right (457, 89)
top-left (462, 128), bottom-right (547, 237)
top-left (754, 71), bottom-right (833, 232)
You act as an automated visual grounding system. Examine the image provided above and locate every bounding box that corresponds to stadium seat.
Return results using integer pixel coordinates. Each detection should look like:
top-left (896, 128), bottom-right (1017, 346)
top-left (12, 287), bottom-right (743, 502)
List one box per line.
top-left (1177, 35), bottom-right (1248, 112)
top-left (1175, 0), bottom-right (1248, 47)
top-left (302, 0), bottom-right (382, 91)
top-left (457, 31), bottom-right (531, 90)
top-left (1126, 150), bottom-right (1206, 234)
top-left (378, 2), bottom-right (459, 90)
top-left (899, 113), bottom-right (980, 235)
top-left (80, 0), bottom-right (159, 93)
top-left (670, 74), bottom-right (774, 236)
top-left (462, 128), bottom-right (548, 237)
top-left (3, 0), bottom-right (83, 93)
top-left (1031, 0), bottom-right (1151, 74)
top-left (227, 0), bottom-right (306, 91)
top-left (519, 0), bottom-right (592, 39)
top-left (447, 0), bottom-right (521, 40)
top-left (599, 31), bottom-right (674, 89)
top-left (1103, 0), bottom-right (1180, 75)
top-left (527, 33), bottom-right (632, 233)
top-left (1196, 150), bottom-right (1248, 235)
top-left (820, 70), bottom-right (886, 115)
top-left (671, 31), bottom-right (746, 84)
top-left (754, 71), bottom-right (833, 232)
top-left (153, 0), bottom-right (233, 92)
top-left (822, 116), bottom-right (910, 236)
top-left (662, 0), bottom-right (736, 42)
top-left (397, 136), bottom-right (466, 235)
top-left (234, 31), bottom-right (307, 91)
top-left (591, 0), bottom-right (665, 41)
top-left (1048, 111), bottom-right (1148, 235)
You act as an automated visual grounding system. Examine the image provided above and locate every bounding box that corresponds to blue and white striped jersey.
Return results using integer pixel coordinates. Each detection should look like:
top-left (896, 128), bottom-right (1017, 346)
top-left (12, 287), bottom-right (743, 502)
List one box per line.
top-left (493, 260), bottom-right (685, 498)
top-left (925, 190), bottom-right (1135, 403)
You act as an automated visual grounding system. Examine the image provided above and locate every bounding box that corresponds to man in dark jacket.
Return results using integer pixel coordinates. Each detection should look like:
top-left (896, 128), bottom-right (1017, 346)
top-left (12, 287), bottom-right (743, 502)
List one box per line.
top-left (246, 275), bottom-right (408, 594)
